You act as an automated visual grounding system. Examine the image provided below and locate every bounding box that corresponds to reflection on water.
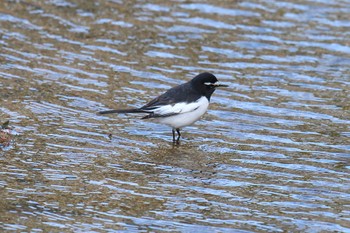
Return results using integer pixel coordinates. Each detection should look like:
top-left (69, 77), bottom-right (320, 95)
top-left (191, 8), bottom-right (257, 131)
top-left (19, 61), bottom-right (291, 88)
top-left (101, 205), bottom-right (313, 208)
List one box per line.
top-left (1, 0), bottom-right (350, 232)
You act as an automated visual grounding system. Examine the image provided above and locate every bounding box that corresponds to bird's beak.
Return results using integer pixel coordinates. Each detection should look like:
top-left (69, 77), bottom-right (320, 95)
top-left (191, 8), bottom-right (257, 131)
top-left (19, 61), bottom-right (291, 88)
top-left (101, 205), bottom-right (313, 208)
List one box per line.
top-left (214, 82), bottom-right (228, 88)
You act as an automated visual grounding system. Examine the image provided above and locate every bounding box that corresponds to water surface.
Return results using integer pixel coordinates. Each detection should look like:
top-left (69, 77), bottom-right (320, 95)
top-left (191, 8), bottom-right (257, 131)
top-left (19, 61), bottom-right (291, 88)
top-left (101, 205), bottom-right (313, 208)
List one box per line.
top-left (1, 0), bottom-right (350, 232)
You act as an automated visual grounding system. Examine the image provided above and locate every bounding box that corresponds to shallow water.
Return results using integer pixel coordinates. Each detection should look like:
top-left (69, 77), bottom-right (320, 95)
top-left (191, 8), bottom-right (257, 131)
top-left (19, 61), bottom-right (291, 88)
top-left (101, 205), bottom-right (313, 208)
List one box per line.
top-left (1, 0), bottom-right (350, 232)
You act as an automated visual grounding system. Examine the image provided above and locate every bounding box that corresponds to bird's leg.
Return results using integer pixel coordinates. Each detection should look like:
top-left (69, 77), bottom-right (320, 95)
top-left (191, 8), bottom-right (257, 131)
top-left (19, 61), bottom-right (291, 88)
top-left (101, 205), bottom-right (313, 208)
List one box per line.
top-left (172, 129), bottom-right (176, 143)
top-left (176, 128), bottom-right (181, 143)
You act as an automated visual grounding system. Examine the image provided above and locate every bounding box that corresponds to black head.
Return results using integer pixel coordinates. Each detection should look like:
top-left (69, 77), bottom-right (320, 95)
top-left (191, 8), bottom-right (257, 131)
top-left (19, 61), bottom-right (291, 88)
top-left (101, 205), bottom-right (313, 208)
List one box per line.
top-left (190, 72), bottom-right (227, 100)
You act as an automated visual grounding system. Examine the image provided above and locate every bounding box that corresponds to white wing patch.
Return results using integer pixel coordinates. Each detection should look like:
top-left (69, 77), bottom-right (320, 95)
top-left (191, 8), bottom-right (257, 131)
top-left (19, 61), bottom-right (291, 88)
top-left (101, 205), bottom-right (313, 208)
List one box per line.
top-left (152, 97), bottom-right (208, 116)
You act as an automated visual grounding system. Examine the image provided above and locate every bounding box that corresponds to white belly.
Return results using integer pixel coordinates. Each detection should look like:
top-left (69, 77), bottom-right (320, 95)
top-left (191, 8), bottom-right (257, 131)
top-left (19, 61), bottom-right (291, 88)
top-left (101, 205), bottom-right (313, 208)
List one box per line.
top-left (154, 97), bottom-right (209, 129)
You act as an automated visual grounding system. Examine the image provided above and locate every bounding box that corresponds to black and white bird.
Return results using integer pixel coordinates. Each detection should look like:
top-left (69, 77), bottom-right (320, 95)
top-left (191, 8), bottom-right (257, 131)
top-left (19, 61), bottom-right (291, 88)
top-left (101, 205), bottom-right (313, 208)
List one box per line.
top-left (99, 72), bottom-right (227, 143)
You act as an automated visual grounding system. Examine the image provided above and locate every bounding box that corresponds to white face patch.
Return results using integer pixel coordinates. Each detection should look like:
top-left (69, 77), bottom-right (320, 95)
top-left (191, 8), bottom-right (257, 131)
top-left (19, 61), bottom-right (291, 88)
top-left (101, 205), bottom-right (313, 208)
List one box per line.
top-left (204, 82), bottom-right (215, 86)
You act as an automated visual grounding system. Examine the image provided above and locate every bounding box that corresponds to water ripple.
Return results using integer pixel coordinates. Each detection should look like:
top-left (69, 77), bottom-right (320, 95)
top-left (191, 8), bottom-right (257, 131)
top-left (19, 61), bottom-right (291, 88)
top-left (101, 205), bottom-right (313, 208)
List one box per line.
top-left (1, 0), bottom-right (349, 232)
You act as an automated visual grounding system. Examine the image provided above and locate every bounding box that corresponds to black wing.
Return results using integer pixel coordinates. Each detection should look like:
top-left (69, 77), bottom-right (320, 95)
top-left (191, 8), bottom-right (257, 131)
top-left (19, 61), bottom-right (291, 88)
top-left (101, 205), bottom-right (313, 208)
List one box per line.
top-left (140, 81), bottom-right (199, 111)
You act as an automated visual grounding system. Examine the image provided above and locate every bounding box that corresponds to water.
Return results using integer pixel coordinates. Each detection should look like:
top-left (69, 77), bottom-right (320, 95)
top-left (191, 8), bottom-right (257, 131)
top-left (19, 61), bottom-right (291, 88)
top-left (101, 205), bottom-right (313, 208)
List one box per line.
top-left (1, 0), bottom-right (350, 232)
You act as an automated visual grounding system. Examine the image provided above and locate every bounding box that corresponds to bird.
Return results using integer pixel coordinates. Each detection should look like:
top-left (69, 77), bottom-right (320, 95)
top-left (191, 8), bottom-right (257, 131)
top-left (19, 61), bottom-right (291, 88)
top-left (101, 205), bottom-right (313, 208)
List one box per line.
top-left (99, 72), bottom-right (227, 143)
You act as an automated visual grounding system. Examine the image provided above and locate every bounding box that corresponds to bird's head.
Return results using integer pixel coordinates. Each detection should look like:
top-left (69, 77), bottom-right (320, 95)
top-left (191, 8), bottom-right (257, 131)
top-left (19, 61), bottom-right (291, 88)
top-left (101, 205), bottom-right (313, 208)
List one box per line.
top-left (191, 72), bottom-right (228, 100)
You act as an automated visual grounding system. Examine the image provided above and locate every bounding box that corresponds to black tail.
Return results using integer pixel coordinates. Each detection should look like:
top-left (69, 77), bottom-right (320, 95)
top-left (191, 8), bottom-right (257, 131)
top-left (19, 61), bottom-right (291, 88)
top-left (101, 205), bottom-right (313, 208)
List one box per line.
top-left (98, 109), bottom-right (147, 115)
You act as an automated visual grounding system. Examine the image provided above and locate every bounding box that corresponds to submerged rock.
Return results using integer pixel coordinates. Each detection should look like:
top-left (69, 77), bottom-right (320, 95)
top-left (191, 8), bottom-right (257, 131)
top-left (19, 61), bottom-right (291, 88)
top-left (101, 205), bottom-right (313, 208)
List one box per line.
top-left (0, 120), bottom-right (13, 147)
